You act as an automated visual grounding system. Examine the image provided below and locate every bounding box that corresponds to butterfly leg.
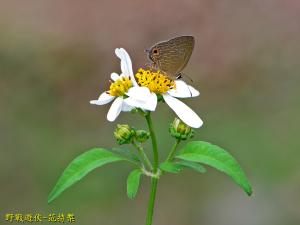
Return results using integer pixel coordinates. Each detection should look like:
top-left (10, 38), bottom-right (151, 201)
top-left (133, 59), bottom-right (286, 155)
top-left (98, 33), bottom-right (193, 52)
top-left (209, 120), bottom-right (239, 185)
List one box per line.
top-left (176, 73), bottom-right (183, 79)
top-left (145, 62), bottom-right (152, 69)
top-left (176, 72), bottom-right (193, 83)
top-left (145, 62), bottom-right (159, 72)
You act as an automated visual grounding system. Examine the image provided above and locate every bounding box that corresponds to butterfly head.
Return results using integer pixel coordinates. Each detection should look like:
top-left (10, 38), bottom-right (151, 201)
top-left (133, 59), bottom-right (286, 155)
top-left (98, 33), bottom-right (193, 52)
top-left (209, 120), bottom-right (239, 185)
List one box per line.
top-left (146, 46), bottom-right (160, 63)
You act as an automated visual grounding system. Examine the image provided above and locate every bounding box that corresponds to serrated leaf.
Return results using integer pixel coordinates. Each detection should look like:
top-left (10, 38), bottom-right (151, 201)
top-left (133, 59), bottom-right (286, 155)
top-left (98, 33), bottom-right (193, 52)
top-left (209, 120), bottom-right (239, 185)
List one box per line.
top-left (127, 169), bottom-right (142, 199)
top-left (48, 148), bottom-right (124, 203)
top-left (176, 160), bottom-right (206, 173)
top-left (160, 162), bottom-right (183, 173)
top-left (176, 141), bottom-right (252, 196)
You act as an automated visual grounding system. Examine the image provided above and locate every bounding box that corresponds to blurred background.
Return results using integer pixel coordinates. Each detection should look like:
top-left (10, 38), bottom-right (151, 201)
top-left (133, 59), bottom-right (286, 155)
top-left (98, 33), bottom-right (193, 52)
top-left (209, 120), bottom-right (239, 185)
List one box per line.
top-left (1, 0), bottom-right (300, 224)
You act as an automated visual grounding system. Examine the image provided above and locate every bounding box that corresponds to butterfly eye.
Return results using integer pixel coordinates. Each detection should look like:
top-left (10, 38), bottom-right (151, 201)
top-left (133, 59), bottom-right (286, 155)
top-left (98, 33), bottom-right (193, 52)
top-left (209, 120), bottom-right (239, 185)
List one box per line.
top-left (152, 48), bottom-right (159, 55)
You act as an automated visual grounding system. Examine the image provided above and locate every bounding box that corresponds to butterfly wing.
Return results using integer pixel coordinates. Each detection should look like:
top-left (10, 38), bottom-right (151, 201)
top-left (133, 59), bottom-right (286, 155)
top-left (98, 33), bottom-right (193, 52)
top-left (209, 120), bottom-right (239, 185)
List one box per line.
top-left (155, 36), bottom-right (195, 77)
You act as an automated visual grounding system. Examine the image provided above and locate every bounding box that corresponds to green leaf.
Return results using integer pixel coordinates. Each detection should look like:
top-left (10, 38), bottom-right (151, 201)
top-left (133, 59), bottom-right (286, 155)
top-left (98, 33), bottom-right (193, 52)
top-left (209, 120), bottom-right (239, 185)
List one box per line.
top-left (176, 141), bottom-right (252, 196)
top-left (48, 148), bottom-right (125, 203)
top-left (127, 169), bottom-right (142, 199)
top-left (160, 162), bottom-right (183, 174)
top-left (176, 160), bottom-right (206, 173)
top-left (111, 147), bottom-right (140, 165)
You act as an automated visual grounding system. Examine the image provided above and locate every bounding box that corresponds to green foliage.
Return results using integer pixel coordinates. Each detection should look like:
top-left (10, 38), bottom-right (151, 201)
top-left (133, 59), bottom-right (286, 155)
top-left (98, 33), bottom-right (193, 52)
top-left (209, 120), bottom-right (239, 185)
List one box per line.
top-left (176, 141), bottom-right (252, 196)
top-left (160, 162), bottom-right (183, 174)
top-left (127, 169), bottom-right (142, 199)
top-left (176, 160), bottom-right (206, 173)
top-left (111, 147), bottom-right (140, 165)
top-left (48, 148), bottom-right (125, 203)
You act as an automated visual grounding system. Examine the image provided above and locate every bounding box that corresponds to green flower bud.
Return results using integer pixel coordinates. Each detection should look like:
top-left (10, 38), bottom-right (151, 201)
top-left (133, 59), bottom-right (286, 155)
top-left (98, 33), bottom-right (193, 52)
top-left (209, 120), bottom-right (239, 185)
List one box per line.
top-left (114, 124), bottom-right (135, 145)
top-left (169, 118), bottom-right (194, 140)
top-left (130, 108), bottom-right (139, 114)
top-left (135, 130), bottom-right (150, 143)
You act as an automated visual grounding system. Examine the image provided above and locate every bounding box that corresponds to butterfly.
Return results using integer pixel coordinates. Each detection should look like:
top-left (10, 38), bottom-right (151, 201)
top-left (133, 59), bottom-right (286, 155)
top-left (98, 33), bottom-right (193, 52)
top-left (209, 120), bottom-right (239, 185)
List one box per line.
top-left (145, 35), bottom-right (195, 80)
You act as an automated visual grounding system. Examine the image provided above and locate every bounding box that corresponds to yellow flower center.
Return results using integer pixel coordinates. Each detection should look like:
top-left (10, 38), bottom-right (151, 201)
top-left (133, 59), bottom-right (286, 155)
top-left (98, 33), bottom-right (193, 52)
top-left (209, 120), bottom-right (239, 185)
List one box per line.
top-left (135, 68), bottom-right (175, 94)
top-left (109, 77), bottom-right (133, 96)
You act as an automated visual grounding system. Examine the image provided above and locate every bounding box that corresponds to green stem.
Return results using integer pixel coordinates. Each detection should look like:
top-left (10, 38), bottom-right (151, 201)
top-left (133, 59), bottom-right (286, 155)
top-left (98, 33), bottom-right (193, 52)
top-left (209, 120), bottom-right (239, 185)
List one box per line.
top-left (146, 178), bottom-right (158, 225)
top-left (166, 139), bottom-right (181, 162)
top-left (132, 140), bottom-right (153, 171)
top-left (145, 112), bottom-right (159, 225)
top-left (145, 112), bottom-right (159, 172)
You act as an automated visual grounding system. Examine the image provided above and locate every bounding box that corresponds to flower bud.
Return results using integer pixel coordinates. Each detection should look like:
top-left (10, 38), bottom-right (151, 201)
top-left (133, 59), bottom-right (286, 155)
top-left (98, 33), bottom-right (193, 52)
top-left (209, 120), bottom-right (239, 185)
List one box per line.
top-left (135, 130), bottom-right (150, 143)
top-left (130, 108), bottom-right (139, 114)
top-left (169, 118), bottom-right (194, 140)
top-left (114, 124), bottom-right (135, 145)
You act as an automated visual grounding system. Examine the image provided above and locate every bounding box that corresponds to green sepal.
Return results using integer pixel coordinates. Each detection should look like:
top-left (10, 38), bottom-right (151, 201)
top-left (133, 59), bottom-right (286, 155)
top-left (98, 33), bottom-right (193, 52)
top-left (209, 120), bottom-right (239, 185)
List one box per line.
top-left (135, 130), bottom-right (150, 143)
top-left (157, 94), bottom-right (164, 102)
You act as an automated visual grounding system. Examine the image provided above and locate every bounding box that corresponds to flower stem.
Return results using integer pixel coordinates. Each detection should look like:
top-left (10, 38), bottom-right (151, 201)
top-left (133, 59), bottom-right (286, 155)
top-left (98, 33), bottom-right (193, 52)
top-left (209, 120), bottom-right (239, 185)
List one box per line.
top-left (166, 139), bottom-right (181, 162)
top-left (145, 112), bottom-right (159, 172)
top-left (146, 177), bottom-right (158, 225)
top-left (145, 112), bottom-right (159, 225)
top-left (132, 140), bottom-right (153, 171)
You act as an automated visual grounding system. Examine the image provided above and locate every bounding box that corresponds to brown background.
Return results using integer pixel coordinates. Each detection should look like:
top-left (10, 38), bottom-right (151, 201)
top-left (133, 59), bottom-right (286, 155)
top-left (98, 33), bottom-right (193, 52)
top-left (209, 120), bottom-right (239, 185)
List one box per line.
top-left (1, 1), bottom-right (300, 224)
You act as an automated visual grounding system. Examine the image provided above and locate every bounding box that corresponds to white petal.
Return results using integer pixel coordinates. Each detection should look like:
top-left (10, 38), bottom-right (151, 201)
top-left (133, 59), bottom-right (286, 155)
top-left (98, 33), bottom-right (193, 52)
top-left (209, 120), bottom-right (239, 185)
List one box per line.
top-left (90, 92), bottom-right (115, 105)
top-left (121, 102), bottom-right (135, 112)
top-left (107, 97), bottom-right (123, 121)
top-left (168, 80), bottom-right (200, 98)
top-left (115, 48), bottom-right (130, 75)
top-left (163, 94), bottom-right (203, 128)
top-left (110, 72), bottom-right (120, 81)
top-left (115, 48), bottom-right (138, 86)
top-left (187, 85), bottom-right (199, 97)
top-left (126, 86), bottom-right (151, 101)
top-left (142, 92), bottom-right (157, 111)
top-left (124, 92), bottom-right (157, 111)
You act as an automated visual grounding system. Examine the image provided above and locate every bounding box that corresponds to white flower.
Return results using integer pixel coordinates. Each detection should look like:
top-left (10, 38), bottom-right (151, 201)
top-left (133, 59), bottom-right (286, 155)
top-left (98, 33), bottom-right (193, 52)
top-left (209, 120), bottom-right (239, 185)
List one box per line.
top-left (90, 48), bottom-right (203, 128)
top-left (162, 80), bottom-right (203, 129)
top-left (129, 69), bottom-right (203, 128)
top-left (90, 48), bottom-right (157, 122)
